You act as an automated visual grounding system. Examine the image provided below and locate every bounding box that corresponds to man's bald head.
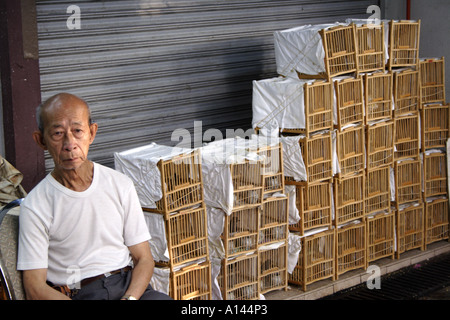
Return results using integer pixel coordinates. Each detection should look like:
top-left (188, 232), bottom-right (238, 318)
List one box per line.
top-left (36, 93), bottom-right (92, 133)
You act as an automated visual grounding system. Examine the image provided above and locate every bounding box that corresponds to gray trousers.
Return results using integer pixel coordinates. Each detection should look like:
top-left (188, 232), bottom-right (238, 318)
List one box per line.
top-left (72, 268), bottom-right (172, 300)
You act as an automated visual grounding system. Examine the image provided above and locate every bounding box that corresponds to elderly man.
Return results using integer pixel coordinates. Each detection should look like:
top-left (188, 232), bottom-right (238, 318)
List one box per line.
top-left (17, 93), bottom-right (170, 300)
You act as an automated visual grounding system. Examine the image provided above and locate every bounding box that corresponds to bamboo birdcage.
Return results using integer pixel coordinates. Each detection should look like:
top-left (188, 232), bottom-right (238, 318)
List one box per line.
top-left (394, 114), bottom-right (420, 160)
top-left (388, 20), bottom-right (420, 71)
top-left (289, 228), bottom-right (335, 292)
top-left (304, 80), bottom-right (334, 134)
top-left (259, 196), bottom-right (289, 246)
top-left (420, 57), bottom-right (446, 105)
top-left (424, 197), bottom-right (449, 247)
top-left (366, 211), bottom-right (396, 263)
top-left (259, 243), bottom-right (288, 294)
top-left (364, 72), bottom-right (393, 124)
top-left (393, 69), bottom-right (420, 117)
top-left (333, 173), bottom-right (365, 226)
top-left (257, 142), bottom-right (285, 196)
top-left (223, 205), bottom-right (259, 258)
top-left (230, 159), bottom-right (264, 210)
top-left (393, 158), bottom-right (422, 205)
top-left (354, 23), bottom-right (386, 75)
top-left (288, 180), bottom-right (332, 235)
top-left (366, 120), bottom-right (395, 170)
top-left (163, 206), bottom-right (209, 268)
top-left (144, 150), bottom-right (203, 218)
top-left (334, 77), bottom-right (364, 130)
top-left (219, 252), bottom-right (259, 300)
top-left (395, 202), bottom-right (425, 259)
top-left (335, 221), bottom-right (367, 279)
top-left (423, 152), bottom-right (448, 199)
top-left (170, 261), bottom-right (212, 300)
top-left (320, 24), bottom-right (358, 79)
top-left (421, 104), bottom-right (450, 151)
top-left (297, 131), bottom-right (333, 183)
top-left (366, 166), bottom-right (391, 216)
top-left (336, 125), bottom-right (365, 178)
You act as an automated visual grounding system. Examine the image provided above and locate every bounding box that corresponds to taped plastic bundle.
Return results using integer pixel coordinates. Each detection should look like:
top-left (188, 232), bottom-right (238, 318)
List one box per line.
top-left (274, 23), bottom-right (342, 79)
top-left (114, 143), bottom-right (192, 209)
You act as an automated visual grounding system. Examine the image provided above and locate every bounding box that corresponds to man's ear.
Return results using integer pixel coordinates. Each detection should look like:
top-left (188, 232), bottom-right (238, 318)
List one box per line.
top-left (89, 122), bottom-right (98, 145)
top-left (32, 131), bottom-right (47, 150)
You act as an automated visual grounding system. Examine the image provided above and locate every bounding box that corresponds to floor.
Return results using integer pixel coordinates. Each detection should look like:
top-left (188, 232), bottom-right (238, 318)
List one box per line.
top-left (264, 240), bottom-right (450, 300)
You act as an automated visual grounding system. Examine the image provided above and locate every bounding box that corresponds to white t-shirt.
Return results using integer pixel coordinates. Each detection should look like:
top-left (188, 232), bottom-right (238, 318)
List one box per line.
top-left (17, 162), bottom-right (151, 286)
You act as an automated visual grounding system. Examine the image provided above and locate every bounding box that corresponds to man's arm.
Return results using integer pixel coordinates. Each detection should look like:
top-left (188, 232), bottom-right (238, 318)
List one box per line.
top-left (22, 269), bottom-right (71, 300)
top-left (121, 241), bottom-right (155, 300)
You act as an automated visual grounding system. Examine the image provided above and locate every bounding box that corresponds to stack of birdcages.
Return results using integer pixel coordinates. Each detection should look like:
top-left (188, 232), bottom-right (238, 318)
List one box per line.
top-left (252, 18), bottom-right (449, 292)
top-left (420, 57), bottom-right (449, 249)
top-left (200, 135), bottom-right (290, 300)
top-left (114, 143), bottom-right (212, 300)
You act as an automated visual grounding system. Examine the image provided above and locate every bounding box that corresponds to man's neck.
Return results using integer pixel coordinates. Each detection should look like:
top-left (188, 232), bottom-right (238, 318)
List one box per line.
top-left (51, 161), bottom-right (94, 192)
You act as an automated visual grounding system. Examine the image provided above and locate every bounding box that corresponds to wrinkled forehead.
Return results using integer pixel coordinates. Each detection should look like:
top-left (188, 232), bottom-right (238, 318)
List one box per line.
top-left (42, 95), bottom-right (91, 127)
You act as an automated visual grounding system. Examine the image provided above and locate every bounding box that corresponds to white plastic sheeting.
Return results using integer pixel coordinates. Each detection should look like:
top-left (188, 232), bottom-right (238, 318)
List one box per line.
top-left (143, 211), bottom-right (170, 263)
top-left (114, 143), bottom-right (191, 208)
top-left (274, 22), bottom-right (343, 78)
top-left (252, 76), bottom-right (311, 131)
top-left (200, 136), bottom-right (267, 215)
top-left (274, 19), bottom-right (390, 79)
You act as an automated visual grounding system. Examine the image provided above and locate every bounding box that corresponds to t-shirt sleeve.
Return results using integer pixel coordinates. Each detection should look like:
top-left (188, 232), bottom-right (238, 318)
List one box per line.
top-left (122, 181), bottom-right (151, 247)
top-left (17, 205), bottom-right (50, 271)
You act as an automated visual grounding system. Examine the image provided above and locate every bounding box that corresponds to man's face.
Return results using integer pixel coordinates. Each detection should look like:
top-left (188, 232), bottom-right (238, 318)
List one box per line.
top-left (37, 97), bottom-right (97, 171)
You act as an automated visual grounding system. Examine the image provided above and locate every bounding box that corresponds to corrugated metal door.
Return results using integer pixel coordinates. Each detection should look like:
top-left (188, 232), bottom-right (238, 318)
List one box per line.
top-left (36, 0), bottom-right (380, 171)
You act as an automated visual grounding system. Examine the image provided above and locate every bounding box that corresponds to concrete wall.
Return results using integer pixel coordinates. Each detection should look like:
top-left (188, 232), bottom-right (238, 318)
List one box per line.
top-left (382, 0), bottom-right (450, 102)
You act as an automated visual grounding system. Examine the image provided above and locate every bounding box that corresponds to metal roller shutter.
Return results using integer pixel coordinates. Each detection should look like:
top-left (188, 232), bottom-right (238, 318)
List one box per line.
top-left (36, 0), bottom-right (380, 171)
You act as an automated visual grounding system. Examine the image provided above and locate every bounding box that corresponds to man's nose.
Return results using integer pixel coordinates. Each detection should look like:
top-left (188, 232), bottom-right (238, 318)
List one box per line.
top-left (63, 132), bottom-right (77, 151)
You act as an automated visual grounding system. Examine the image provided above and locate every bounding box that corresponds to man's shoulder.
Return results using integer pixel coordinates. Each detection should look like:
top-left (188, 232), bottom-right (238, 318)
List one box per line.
top-left (95, 162), bottom-right (133, 185)
top-left (23, 173), bottom-right (52, 200)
